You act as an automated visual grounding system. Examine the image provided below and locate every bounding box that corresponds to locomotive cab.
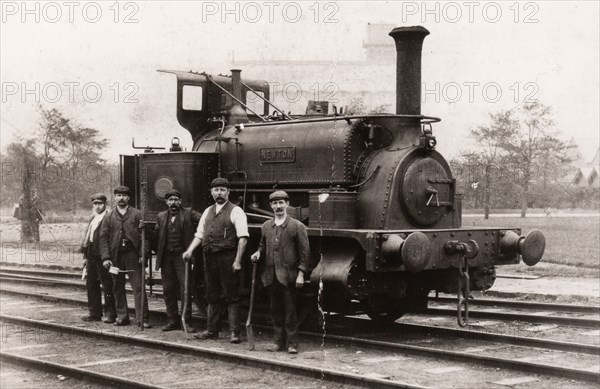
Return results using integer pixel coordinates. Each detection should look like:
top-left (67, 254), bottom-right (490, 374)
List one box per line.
top-left (157, 69), bottom-right (271, 142)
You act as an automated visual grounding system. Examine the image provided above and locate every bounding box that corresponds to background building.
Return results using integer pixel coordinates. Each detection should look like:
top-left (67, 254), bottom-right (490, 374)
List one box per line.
top-left (231, 23), bottom-right (397, 115)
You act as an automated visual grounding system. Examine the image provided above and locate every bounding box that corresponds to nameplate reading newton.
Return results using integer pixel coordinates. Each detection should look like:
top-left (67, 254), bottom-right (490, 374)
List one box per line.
top-left (259, 147), bottom-right (296, 164)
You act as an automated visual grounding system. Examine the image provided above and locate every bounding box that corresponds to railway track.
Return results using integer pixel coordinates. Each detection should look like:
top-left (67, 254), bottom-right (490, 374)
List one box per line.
top-left (2, 266), bottom-right (597, 313)
top-left (430, 295), bottom-right (600, 315)
top-left (0, 313), bottom-right (396, 389)
top-left (1, 283), bottom-right (598, 386)
top-left (0, 352), bottom-right (167, 389)
top-left (3, 282), bottom-right (597, 356)
top-left (423, 307), bottom-right (600, 328)
top-left (2, 269), bottom-right (599, 329)
top-left (0, 278), bottom-right (600, 355)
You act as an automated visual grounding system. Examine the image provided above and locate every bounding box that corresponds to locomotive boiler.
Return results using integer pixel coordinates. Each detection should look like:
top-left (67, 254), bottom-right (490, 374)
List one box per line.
top-left (121, 26), bottom-right (545, 325)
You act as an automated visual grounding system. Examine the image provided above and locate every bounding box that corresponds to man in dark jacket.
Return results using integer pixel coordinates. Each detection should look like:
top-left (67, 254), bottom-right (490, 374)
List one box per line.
top-left (151, 189), bottom-right (201, 332)
top-left (251, 190), bottom-right (310, 354)
top-left (80, 193), bottom-right (116, 323)
top-left (99, 186), bottom-right (149, 327)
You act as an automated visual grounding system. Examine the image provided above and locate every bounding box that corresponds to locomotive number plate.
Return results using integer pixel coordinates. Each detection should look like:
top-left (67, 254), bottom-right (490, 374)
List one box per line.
top-left (260, 147), bottom-right (296, 163)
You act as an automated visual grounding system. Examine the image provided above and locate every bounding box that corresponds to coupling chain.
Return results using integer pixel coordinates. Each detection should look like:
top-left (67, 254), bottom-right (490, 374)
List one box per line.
top-left (457, 255), bottom-right (470, 327)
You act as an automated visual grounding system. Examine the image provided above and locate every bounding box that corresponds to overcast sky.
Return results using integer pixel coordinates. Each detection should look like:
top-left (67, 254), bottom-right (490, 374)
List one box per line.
top-left (1, 1), bottom-right (598, 161)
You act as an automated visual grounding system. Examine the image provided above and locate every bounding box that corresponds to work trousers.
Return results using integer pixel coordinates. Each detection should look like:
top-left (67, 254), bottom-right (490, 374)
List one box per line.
top-left (193, 256), bottom-right (206, 313)
top-left (161, 251), bottom-right (191, 323)
top-left (269, 278), bottom-right (299, 348)
top-left (86, 258), bottom-right (116, 319)
top-left (112, 249), bottom-right (149, 323)
top-left (204, 248), bottom-right (241, 334)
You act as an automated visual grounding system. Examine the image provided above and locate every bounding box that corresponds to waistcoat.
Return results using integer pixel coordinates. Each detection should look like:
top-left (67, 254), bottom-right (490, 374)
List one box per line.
top-left (203, 202), bottom-right (237, 251)
top-left (165, 215), bottom-right (184, 253)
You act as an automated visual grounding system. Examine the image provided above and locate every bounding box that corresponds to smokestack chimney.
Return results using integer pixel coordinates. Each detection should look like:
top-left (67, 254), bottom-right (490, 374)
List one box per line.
top-left (389, 26), bottom-right (430, 116)
top-left (227, 69), bottom-right (248, 125)
top-left (231, 69), bottom-right (242, 102)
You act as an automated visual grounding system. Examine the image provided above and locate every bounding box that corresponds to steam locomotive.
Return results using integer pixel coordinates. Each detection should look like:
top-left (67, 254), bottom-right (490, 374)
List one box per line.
top-left (121, 26), bottom-right (545, 325)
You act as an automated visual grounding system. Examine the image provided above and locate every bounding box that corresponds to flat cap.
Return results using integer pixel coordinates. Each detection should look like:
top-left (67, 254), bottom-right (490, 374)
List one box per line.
top-left (269, 190), bottom-right (289, 202)
top-left (91, 193), bottom-right (107, 203)
top-left (113, 185), bottom-right (130, 195)
top-left (210, 177), bottom-right (230, 188)
top-left (165, 189), bottom-right (182, 199)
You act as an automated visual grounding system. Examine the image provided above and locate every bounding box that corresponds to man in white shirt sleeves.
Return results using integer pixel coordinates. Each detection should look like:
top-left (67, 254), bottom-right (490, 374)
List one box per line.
top-left (183, 178), bottom-right (248, 344)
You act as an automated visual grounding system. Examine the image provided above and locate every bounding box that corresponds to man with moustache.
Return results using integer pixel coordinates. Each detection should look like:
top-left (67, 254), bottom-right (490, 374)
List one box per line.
top-left (150, 189), bottom-right (201, 332)
top-left (182, 178), bottom-right (248, 343)
top-left (250, 190), bottom-right (309, 354)
top-left (80, 193), bottom-right (116, 323)
top-left (99, 186), bottom-right (150, 327)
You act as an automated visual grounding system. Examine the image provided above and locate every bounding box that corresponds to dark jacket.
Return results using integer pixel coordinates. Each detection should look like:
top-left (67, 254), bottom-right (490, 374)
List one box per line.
top-left (257, 216), bottom-right (310, 287)
top-left (152, 207), bottom-right (201, 270)
top-left (80, 214), bottom-right (106, 261)
top-left (99, 206), bottom-right (142, 266)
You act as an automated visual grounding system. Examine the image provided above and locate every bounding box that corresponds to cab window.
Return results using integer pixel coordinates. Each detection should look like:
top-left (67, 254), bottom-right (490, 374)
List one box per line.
top-left (182, 85), bottom-right (203, 111)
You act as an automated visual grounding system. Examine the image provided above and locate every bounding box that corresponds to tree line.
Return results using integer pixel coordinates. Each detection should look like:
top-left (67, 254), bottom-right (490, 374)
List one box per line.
top-left (1, 107), bottom-right (118, 219)
top-left (450, 102), bottom-right (598, 218)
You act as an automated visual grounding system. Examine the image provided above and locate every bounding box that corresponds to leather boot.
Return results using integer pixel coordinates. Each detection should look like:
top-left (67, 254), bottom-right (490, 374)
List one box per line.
top-left (273, 326), bottom-right (285, 349)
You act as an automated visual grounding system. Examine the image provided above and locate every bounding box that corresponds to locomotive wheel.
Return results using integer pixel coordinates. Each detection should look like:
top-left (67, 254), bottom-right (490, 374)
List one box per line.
top-left (364, 296), bottom-right (406, 324)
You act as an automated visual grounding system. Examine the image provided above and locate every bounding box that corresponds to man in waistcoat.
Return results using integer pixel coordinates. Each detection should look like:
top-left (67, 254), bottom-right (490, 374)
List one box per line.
top-left (99, 186), bottom-right (150, 327)
top-left (80, 193), bottom-right (116, 323)
top-left (151, 189), bottom-right (201, 332)
top-left (182, 177), bottom-right (248, 343)
top-left (251, 190), bottom-right (309, 354)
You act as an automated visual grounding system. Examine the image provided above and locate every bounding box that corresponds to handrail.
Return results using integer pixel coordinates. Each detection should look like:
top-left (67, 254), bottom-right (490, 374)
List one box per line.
top-left (207, 76), bottom-right (267, 122)
top-left (240, 80), bottom-right (293, 120)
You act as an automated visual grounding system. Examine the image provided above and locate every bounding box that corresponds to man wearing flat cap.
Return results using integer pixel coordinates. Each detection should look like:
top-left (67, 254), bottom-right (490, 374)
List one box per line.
top-left (150, 189), bottom-right (201, 332)
top-left (183, 177), bottom-right (248, 343)
top-left (251, 190), bottom-right (309, 354)
top-left (80, 193), bottom-right (116, 323)
top-left (99, 185), bottom-right (150, 327)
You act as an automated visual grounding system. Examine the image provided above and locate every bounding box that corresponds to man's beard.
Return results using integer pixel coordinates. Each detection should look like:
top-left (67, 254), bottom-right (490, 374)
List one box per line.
top-left (274, 208), bottom-right (284, 214)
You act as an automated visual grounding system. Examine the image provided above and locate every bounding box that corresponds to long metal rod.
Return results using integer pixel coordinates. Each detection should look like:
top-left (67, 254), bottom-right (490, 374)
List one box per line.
top-left (0, 313), bottom-right (423, 389)
top-left (6, 265), bottom-right (598, 315)
top-left (0, 351), bottom-right (167, 389)
top-left (207, 76), bottom-right (266, 121)
top-left (240, 80), bottom-right (292, 120)
top-left (430, 296), bottom-right (600, 314)
top-left (424, 308), bottom-right (600, 328)
top-left (0, 274), bottom-right (162, 298)
top-left (232, 114), bottom-right (441, 127)
top-left (2, 268), bottom-right (600, 318)
top-left (181, 262), bottom-right (190, 338)
top-left (140, 181), bottom-right (147, 331)
top-left (2, 286), bottom-right (600, 358)
top-left (8, 273), bottom-right (600, 333)
top-left (394, 322), bottom-right (600, 355)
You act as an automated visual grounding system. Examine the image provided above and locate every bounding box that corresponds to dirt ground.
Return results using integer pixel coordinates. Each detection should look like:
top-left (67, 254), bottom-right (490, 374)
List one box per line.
top-left (489, 268), bottom-right (600, 305)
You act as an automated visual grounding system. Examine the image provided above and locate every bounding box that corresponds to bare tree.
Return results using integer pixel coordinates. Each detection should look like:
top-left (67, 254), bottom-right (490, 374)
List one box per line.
top-left (59, 125), bottom-right (109, 214)
top-left (501, 102), bottom-right (568, 217)
top-left (469, 110), bottom-right (519, 218)
top-left (7, 140), bottom-right (41, 242)
top-left (2, 108), bottom-right (111, 215)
